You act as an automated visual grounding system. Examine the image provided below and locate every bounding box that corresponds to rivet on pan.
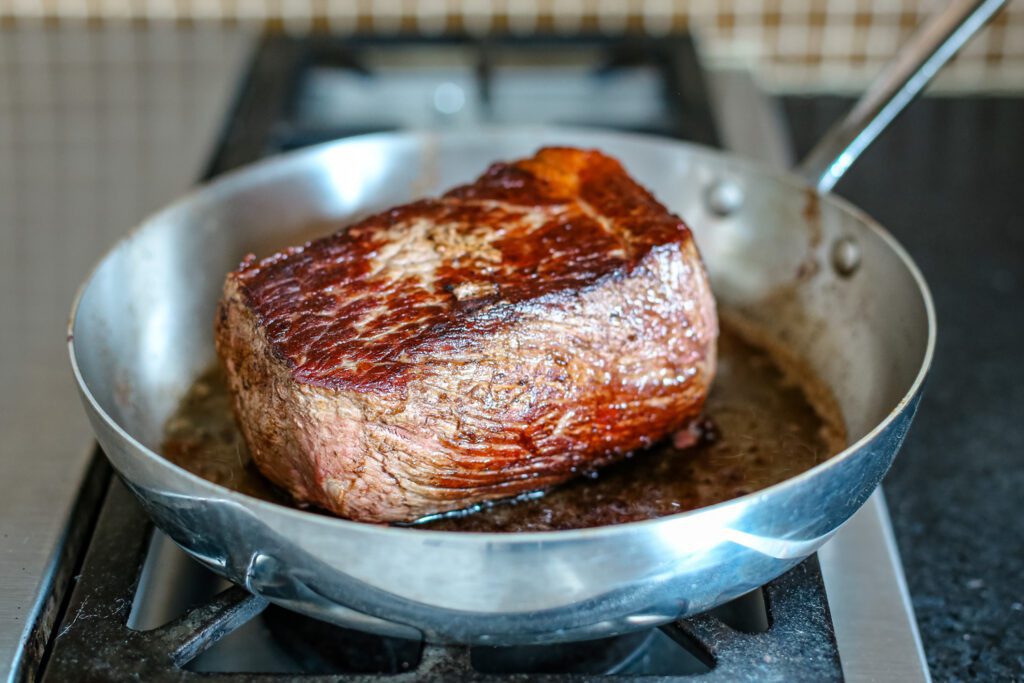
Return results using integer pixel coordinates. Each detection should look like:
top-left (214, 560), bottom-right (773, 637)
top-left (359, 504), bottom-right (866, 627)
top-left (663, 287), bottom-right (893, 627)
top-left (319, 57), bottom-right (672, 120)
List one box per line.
top-left (705, 179), bottom-right (744, 217)
top-left (831, 237), bottom-right (861, 277)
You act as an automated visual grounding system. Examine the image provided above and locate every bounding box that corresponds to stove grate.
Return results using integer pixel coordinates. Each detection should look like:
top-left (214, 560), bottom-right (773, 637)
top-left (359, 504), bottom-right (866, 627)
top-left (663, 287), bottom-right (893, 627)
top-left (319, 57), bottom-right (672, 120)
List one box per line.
top-left (42, 475), bottom-right (842, 682)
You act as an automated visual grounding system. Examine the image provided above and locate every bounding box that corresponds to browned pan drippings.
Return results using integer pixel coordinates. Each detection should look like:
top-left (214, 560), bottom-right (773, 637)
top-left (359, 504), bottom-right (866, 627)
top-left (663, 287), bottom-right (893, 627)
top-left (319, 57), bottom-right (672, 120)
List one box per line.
top-left (162, 318), bottom-right (846, 532)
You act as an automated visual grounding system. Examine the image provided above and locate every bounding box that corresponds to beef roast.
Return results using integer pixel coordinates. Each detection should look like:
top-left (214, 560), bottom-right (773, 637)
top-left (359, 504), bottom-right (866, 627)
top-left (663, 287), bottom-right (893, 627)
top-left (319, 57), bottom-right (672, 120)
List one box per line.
top-left (215, 147), bottom-right (718, 523)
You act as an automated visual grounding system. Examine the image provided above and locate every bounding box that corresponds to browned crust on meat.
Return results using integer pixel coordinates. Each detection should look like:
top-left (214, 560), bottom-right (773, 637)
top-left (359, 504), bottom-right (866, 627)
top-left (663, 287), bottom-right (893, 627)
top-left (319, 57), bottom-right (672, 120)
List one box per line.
top-left (215, 147), bottom-right (718, 523)
top-left (229, 147), bottom-right (695, 393)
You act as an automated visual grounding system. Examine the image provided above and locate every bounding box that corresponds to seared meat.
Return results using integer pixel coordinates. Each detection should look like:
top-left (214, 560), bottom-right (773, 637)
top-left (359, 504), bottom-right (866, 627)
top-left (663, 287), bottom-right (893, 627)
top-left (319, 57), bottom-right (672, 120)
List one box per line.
top-left (215, 147), bottom-right (718, 523)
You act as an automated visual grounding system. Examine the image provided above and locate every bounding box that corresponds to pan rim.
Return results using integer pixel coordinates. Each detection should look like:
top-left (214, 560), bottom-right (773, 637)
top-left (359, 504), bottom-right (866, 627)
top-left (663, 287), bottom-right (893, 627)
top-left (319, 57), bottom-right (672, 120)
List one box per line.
top-left (67, 125), bottom-right (937, 543)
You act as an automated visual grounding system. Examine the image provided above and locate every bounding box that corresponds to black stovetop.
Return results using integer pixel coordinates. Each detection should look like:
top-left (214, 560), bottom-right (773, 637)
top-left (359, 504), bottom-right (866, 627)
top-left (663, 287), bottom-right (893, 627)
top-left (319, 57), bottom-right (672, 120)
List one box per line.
top-left (785, 95), bottom-right (1024, 681)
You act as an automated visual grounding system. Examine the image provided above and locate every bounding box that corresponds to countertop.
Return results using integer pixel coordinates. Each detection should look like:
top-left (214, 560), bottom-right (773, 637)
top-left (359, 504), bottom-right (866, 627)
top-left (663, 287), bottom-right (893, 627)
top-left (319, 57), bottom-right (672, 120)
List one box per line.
top-left (785, 96), bottom-right (1024, 681)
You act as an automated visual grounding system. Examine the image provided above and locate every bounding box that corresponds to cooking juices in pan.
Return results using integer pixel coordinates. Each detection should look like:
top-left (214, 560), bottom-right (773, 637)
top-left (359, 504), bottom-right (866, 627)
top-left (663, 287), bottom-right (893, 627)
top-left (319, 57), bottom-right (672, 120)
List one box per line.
top-left (162, 316), bottom-right (846, 532)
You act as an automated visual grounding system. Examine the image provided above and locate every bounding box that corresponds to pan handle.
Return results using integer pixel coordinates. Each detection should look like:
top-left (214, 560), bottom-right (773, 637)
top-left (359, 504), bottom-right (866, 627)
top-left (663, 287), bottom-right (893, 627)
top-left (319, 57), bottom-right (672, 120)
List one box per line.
top-left (797, 0), bottom-right (1007, 194)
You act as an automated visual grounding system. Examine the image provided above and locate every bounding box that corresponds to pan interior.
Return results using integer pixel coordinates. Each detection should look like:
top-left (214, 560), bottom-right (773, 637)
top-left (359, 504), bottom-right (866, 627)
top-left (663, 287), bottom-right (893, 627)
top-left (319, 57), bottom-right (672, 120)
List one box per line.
top-left (71, 128), bottom-right (931, 492)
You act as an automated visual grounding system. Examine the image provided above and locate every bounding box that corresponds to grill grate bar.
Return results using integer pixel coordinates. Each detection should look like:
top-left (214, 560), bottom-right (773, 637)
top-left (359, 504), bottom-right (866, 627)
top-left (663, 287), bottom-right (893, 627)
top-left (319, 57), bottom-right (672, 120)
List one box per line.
top-left (662, 560), bottom-right (842, 681)
top-left (156, 586), bottom-right (270, 668)
top-left (45, 477), bottom-right (842, 682)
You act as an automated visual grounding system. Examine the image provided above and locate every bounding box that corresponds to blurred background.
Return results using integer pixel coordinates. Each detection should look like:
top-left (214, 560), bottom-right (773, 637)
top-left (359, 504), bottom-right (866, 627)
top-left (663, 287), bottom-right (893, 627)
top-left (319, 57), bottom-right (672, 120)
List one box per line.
top-left (2, 2), bottom-right (1020, 440)
top-left (2, 1), bottom-right (1021, 269)
top-left (2, 0), bottom-right (1021, 339)
top-left (2, 1), bottom-right (1022, 681)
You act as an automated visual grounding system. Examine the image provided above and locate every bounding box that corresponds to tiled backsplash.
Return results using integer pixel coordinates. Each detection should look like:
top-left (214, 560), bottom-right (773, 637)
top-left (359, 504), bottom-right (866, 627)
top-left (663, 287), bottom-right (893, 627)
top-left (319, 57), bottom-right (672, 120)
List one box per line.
top-left (1, 0), bottom-right (1022, 92)
top-left (0, 22), bottom-right (249, 463)
top-left (0, 27), bottom-right (251, 676)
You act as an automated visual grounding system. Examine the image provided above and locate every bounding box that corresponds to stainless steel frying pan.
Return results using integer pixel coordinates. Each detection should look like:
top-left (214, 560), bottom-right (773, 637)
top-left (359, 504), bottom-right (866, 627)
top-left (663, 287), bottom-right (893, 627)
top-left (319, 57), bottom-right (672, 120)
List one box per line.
top-left (67, 1), bottom-right (999, 646)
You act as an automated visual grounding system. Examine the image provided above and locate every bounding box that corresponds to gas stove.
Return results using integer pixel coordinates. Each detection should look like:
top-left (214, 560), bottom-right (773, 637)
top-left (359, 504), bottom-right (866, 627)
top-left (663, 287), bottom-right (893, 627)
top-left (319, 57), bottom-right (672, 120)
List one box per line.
top-left (25, 34), bottom-right (928, 682)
